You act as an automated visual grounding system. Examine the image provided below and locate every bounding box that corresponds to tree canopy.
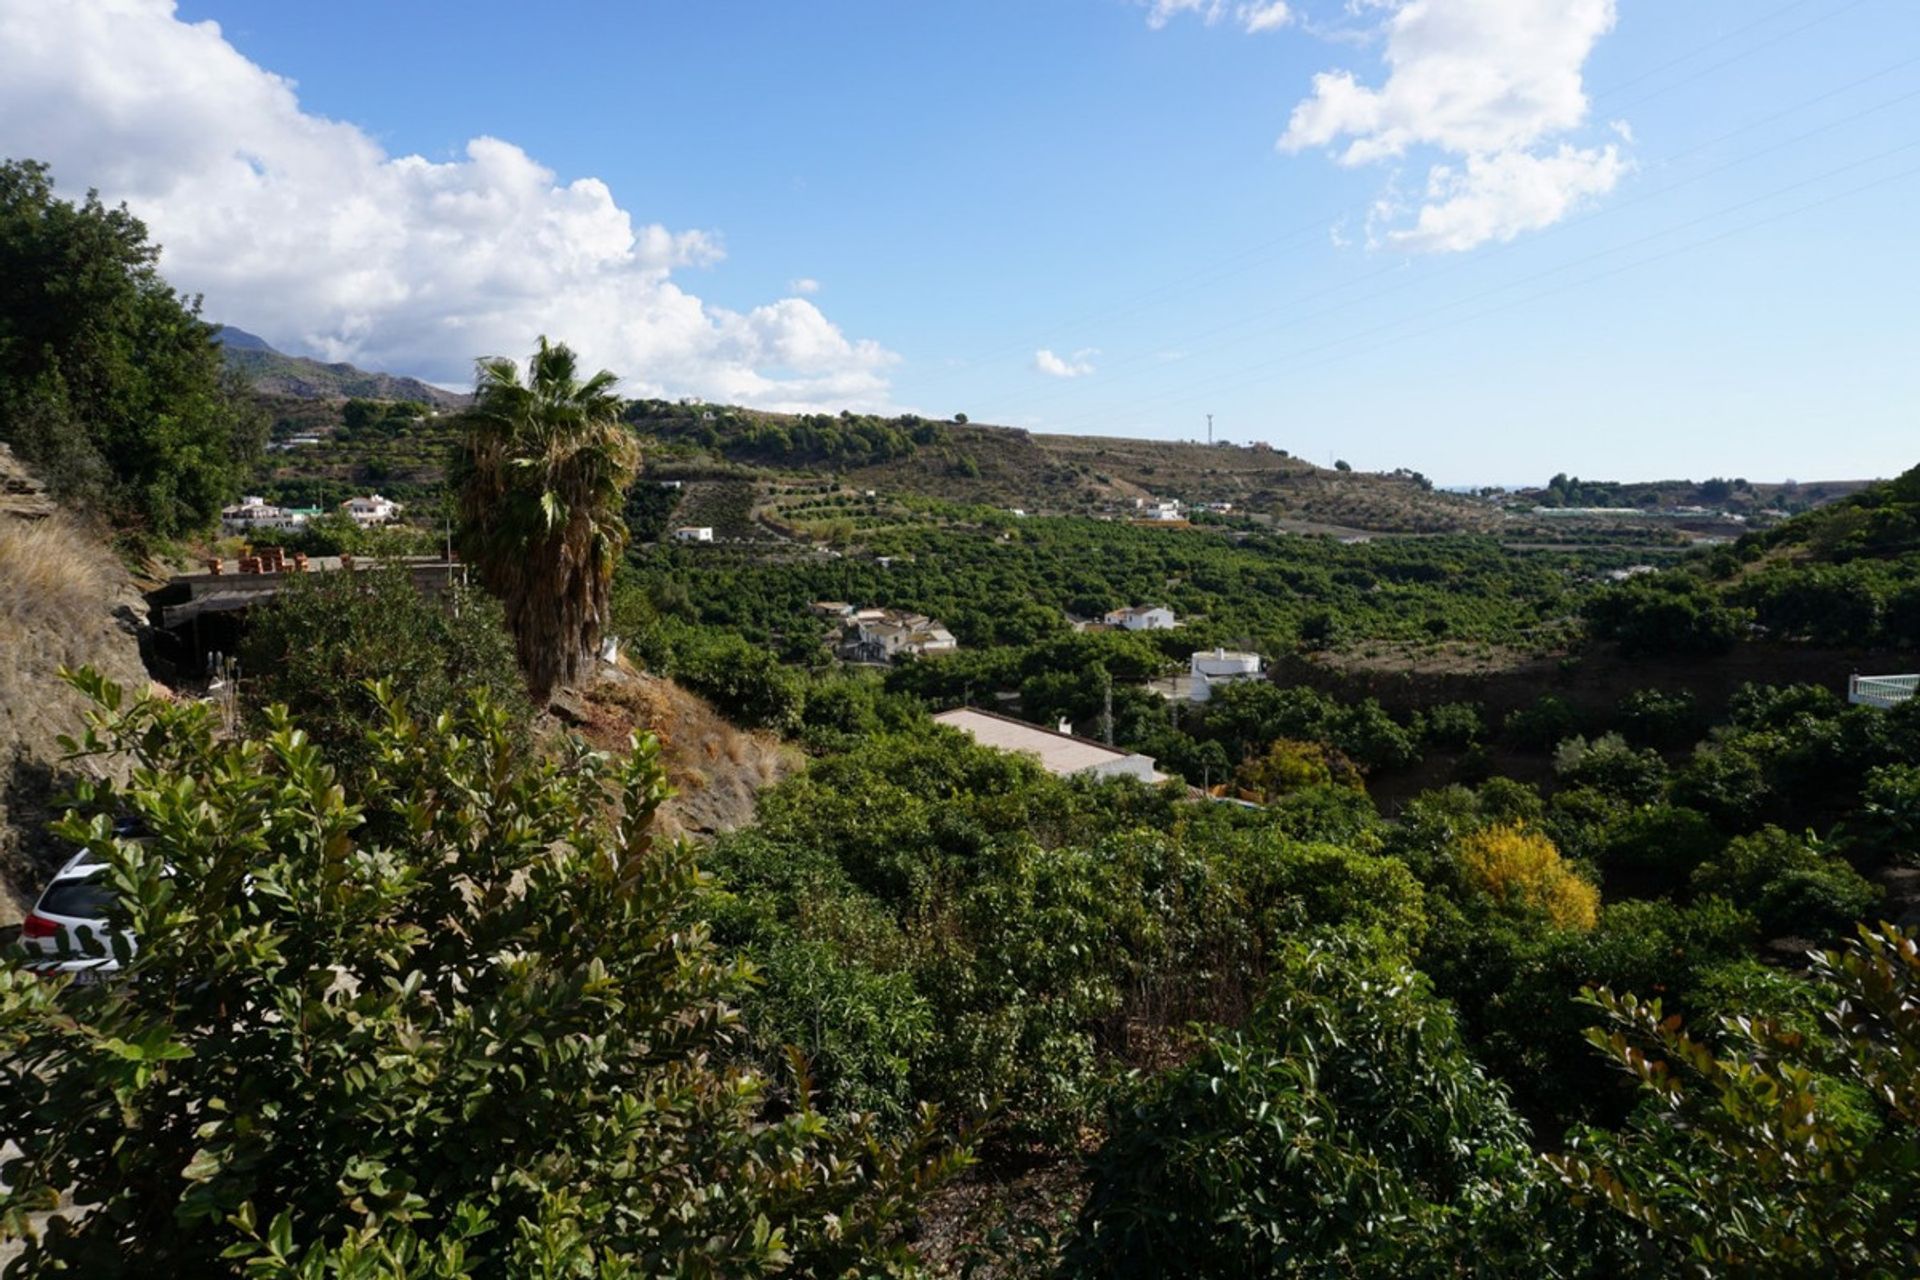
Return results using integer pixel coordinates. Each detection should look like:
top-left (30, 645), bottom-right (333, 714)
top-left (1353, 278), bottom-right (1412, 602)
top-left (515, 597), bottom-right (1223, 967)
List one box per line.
top-left (0, 158), bottom-right (263, 535)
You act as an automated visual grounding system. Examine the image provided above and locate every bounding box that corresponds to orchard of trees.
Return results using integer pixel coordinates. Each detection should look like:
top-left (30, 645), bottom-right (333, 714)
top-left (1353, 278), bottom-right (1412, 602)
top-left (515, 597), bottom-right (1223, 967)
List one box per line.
top-left (6, 145), bottom-right (1920, 1276)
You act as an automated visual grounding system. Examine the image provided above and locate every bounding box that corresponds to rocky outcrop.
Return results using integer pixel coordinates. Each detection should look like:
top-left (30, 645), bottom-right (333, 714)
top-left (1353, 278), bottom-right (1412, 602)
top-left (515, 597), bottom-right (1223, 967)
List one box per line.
top-left (0, 448), bottom-right (150, 925)
top-left (0, 442), bottom-right (57, 520)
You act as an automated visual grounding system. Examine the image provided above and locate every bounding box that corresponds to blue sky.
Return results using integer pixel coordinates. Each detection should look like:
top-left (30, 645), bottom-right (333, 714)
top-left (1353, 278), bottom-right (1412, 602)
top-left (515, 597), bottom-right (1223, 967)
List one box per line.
top-left (4, 1), bottom-right (1917, 484)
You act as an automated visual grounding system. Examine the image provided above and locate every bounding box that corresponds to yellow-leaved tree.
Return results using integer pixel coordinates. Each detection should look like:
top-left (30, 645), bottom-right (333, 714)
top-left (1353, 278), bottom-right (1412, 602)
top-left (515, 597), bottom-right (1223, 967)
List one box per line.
top-left (1456, 822), bottom-right (1599, 931)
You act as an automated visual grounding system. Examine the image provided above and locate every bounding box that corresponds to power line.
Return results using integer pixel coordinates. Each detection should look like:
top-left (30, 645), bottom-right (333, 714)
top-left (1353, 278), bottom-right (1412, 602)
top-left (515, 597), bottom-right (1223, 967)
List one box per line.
top-left (1044, 143), bottom-right (1920, 435)
top-left (916, 0), bottom-right (1883, 398)
top-left (976, 69), bottom-right (1920, 423)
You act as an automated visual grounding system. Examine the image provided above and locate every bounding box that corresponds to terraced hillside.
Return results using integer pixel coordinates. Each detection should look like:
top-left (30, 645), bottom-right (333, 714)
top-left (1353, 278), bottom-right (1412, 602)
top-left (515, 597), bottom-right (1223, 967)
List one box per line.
top-left (630, 402), bottom-right (1498, 534)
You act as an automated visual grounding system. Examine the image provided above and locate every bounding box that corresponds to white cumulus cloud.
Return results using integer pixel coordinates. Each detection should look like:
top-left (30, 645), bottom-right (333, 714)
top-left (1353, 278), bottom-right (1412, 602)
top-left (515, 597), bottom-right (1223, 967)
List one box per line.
top-left (1281, 0), bottom-right (1626, 251)
top-left (0, 0), bottom-right (897, 410)
top-left (1034, 347), bottom-right (1099, 378)
top-left (788, 277), bottom-right (822, 295)
top-left (1387, 142), bottom-right (1625, 251)
top-left (1147, 0), bottom-right (1292, 34)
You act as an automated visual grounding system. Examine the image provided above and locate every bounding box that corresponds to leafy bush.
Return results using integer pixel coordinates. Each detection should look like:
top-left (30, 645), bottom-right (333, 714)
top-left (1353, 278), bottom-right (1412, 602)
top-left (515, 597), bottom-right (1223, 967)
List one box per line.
top-left (1553, 733), bottom-right (1668, 806)
top-left (1231, 737), bottom-right (1363, 801)
top-left (1503, 694), bottom-right (1580, 752)
top-left (1594, 804), bottom-right (1725, 899)
top-left (241, 566), bottom-right (530, 776)
top-left (1550, 925), bottom-right (1920, 1276)
top-left (0, 671), bottom-right (958, 1276)
top-left (1065, 933), bottom-right (1552, 1278)
top-left (627, 617), bottom-right (807, 731)
top-left (1690, 826), bottom-right (1880, 940)
top-left (0, 159), bottom-right (264, 534)
top-left (1615, 688), bottom-right (1703, 750)
top-left (1584, 575), bottom-right (1746, 658)
top-left (1847, 763), bottom-right (1920, 865)
top-left (1423, 701), bottom-right (1485, 750)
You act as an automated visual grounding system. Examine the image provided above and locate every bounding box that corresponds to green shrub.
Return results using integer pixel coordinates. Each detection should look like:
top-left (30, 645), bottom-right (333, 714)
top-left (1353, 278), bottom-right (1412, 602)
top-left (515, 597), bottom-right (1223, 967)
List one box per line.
top-left (0, 670), bottom-right (959, 1276)
top-left (1065, 933), bottom-right (1553, 1278)
top-left (1424, 701), bottom-right (1486, 750)
top-left (1691, 826), bottom-right (1880, 939)
top-left (1504, 694), bottom-right (1580, 752)
top-left (1845, 762), bottom-right (1920, 864)
top-left (1595, 804), bottom-right (1724, 899)
top-left (1615, 688), bottom-right (1704, 749)
top-left (1553, 733), bottom-right (1668, 806)
top-left (1550, 925), bottom-right (1920, 1276)
top-left (1584, 575), bottom-right (1746, 658)
top-left (0, 160), bottom-right (266, 536)
top-left (241, 567), bottom-right (530, 776)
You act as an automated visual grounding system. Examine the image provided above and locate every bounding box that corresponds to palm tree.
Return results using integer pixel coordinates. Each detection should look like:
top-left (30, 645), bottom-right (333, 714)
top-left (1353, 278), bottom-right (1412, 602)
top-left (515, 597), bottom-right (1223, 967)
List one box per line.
top-left (453, 337), bottom-right (639, 702)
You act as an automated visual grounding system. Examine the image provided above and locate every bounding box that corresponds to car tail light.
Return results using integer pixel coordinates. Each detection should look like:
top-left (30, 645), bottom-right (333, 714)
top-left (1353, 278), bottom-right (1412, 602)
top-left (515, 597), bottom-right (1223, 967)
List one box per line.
top-left (21, 913), bottom-right (60, 939)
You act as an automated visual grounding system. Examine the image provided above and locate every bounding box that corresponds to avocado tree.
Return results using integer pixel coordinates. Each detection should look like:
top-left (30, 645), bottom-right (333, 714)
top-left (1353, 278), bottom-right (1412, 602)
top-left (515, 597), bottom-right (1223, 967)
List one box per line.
top-left (0, 670), bottom-right (959, 1277)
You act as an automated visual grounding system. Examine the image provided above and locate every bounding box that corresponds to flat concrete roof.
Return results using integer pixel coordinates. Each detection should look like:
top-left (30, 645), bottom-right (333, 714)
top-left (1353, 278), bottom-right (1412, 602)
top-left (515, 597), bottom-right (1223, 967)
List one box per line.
top-left (933, 707), bottom-right (1161, 780)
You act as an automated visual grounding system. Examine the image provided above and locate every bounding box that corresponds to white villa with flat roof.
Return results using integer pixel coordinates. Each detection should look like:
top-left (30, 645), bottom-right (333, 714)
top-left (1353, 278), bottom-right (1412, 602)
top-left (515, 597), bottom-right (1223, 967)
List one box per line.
top-left (933, 707), bottom-right (1167, 784)
top-left (221, 497), bottom-right (314, 534)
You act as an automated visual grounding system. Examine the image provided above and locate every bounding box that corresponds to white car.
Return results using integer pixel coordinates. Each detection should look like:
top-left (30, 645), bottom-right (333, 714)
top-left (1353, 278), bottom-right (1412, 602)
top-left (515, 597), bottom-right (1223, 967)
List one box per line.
top-left (16, 819), bottom-right (145, 980)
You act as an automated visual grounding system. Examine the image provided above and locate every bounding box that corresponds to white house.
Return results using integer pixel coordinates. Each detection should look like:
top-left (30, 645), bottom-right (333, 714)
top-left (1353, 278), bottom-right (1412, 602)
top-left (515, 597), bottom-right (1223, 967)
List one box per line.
top-left (673, 526), bottom-right (714, 543)
top-left (221, 496), bottom-right (312, 534)
top-left (933, 708), bottom-right (1168, 784)
top-left (1104, 604), bottom-right (1178, 631)
top-left (341, 494), bottom-right (404, 528)
top-left (1189, 648), bottom-right (1263, 703)
top-left (846, 609), bottom-right (957, 662)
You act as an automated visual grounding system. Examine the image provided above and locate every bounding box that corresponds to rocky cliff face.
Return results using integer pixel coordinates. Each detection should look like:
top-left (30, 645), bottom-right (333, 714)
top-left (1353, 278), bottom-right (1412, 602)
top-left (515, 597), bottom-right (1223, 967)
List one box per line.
top-left (0, 444), bottom-right (151, 924)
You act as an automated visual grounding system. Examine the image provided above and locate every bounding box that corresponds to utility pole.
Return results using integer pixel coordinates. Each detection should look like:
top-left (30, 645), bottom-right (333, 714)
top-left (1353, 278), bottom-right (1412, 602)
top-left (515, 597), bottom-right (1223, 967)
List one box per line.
top-left (1102, 670), bottom-right (1114, 746)
top-left (1206, 413), bottom-right (1213, 446)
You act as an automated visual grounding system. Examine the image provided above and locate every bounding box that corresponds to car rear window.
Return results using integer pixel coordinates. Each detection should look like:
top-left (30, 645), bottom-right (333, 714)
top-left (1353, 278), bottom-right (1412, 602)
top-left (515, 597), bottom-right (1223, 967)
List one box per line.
top-left (37, 879), bottom-right (116, 918)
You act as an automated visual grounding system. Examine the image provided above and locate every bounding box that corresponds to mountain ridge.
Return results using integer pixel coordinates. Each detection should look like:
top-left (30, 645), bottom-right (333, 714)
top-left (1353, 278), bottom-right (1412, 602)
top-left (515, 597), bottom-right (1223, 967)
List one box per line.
top-left (214, 325), bottom-right (469, 409)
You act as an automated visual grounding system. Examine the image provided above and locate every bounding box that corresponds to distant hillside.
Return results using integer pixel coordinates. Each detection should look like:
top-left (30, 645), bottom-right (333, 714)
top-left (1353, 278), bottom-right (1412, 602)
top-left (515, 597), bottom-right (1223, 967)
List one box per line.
top-left (627, 401), bottom-right (1498, 535)
top-left (1745, 462), bottom-right (1920, 563)
top-left (214, 326), bottom-right (468, 409)
top-left (1511, 472), bottom-right (1877, 516)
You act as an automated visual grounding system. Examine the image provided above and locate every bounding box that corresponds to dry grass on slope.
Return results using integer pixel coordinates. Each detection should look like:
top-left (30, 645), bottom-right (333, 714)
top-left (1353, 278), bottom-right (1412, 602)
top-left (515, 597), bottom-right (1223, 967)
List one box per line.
top-left (0, 516), bottom-right (116, 722)
top-left (0, 515), bottom-right (110, 645)
top-left (0, 514), bottom-right (150, 925)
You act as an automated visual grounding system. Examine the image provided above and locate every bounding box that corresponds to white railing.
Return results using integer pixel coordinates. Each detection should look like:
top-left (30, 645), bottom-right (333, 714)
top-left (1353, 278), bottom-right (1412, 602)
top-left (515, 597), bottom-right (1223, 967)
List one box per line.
top-left (1849, 673), bottom-right (1920, 710)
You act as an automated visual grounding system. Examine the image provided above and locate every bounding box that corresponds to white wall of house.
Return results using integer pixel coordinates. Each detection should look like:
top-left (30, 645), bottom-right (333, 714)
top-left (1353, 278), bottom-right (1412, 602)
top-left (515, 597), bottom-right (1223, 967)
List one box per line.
top-left (341, 495), bottom-right (403, 528)
top-left (1109, 606), bottom-right (1176, 631)
top-left (1189, 648), bottom-right (1263, 703)
top-left (1082, 754), bottom-right (1163, 783)
top-left (221, 499), bottom-right (311, 534)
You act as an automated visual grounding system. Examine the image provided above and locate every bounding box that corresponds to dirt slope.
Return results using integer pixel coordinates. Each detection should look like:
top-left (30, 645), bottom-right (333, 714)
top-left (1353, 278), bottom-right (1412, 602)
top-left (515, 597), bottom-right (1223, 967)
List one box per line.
top-left (572, 668), bottom-right (799, 841)
top-left (0, 446), bottom-right (151, 925)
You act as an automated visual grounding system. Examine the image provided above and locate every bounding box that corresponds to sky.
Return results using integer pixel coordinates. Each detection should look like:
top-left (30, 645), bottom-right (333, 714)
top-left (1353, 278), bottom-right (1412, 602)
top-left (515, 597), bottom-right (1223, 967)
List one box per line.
top-left (2, 0), bottom-right (1917, 485)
